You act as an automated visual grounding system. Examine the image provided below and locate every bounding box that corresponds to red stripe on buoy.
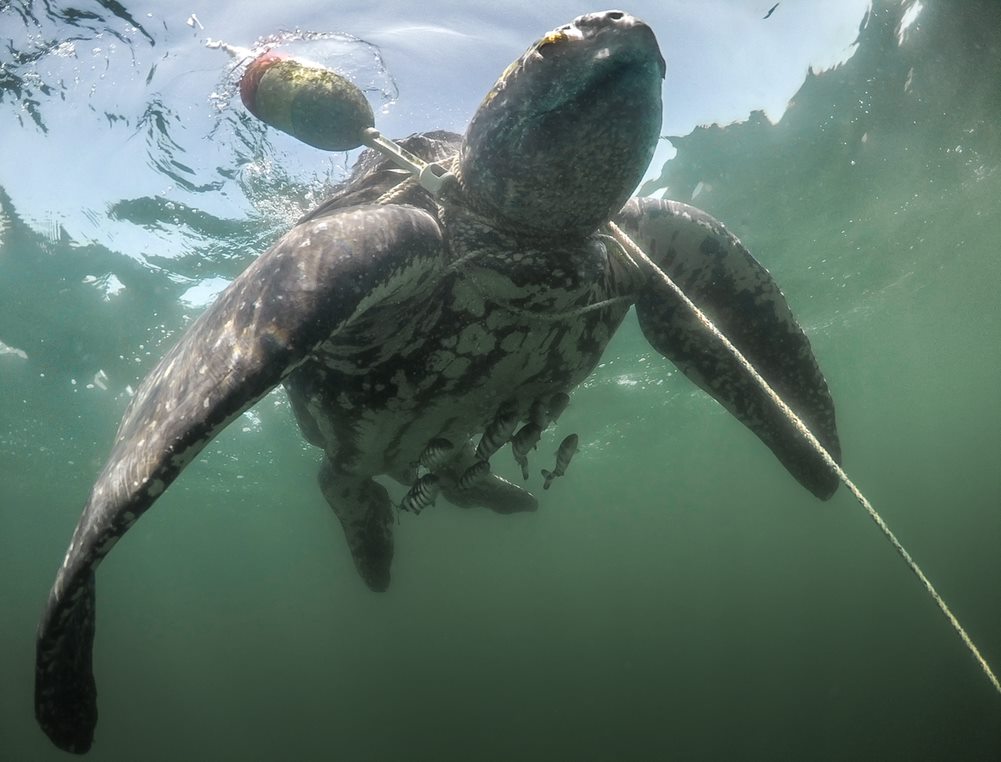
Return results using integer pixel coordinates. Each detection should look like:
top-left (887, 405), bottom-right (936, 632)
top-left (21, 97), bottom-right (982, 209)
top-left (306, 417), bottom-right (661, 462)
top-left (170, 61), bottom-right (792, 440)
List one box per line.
top-left (239, 52), bottom-right (284, 117)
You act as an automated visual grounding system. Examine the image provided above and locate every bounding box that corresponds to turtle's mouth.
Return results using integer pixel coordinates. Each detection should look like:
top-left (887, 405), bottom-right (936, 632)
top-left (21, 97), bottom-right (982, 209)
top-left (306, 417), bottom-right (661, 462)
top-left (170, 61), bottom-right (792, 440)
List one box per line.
top-left (526, 18), bottom-right (665, 116)
top-left (585, 21), bottom-right (665, 79)
top-left (601, 40), bottom-right (666, 80)
top-left (541, 54), bottom-right (662, 117)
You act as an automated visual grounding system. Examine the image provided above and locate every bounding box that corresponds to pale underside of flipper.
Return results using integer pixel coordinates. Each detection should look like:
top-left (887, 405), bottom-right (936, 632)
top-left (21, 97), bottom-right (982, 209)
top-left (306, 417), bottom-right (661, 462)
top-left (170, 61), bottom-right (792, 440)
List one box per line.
top-left (615, 197), bottom-right (841, 499)
top-left (35, 204), bottom-right (446, 753)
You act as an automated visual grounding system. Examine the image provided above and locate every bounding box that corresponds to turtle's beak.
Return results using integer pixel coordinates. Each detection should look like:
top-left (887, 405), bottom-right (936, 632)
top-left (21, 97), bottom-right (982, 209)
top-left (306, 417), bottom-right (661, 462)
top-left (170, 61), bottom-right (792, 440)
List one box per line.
top-left (572, 10), bottom-right (666, 79)
top-left (460, 10), bottom-right (665, 236)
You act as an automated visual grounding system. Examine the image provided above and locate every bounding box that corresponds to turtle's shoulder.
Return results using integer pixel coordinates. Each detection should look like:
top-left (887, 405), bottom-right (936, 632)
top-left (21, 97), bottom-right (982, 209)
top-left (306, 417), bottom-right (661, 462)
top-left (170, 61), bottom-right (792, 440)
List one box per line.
top-left (300, 131), bottom-right (461, 224)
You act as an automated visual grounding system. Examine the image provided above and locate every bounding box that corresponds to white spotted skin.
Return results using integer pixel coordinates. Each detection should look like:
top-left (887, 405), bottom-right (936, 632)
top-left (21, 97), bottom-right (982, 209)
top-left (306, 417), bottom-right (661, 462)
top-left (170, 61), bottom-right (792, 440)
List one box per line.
top-left (32, 6), bottom-right (849, 749)
top-left (36, 104), bottom-right (841, 753)
top-left (286, 205), bottom-right (634, 482)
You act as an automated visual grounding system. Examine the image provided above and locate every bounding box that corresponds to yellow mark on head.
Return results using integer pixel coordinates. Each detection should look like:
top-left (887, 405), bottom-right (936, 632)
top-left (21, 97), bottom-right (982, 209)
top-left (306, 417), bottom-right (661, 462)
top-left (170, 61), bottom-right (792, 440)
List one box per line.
top-left (482, 30), bottom-right (569, 107)
top-left (539, 31), bottom-right (568, 47)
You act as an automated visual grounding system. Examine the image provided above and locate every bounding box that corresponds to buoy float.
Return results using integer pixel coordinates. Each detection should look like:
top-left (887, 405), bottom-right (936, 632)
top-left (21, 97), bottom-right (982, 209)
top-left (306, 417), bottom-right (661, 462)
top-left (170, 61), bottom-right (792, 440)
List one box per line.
top-left (237, 50), bottom-right (454, 196)
top-left (239, 52), bottom-right (374, 151)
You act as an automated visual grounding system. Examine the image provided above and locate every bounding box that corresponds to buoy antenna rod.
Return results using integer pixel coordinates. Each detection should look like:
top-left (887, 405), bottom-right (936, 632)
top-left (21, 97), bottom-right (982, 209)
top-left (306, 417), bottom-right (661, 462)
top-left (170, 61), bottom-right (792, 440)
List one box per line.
top-left (361, 128), bottom-right (454, 196)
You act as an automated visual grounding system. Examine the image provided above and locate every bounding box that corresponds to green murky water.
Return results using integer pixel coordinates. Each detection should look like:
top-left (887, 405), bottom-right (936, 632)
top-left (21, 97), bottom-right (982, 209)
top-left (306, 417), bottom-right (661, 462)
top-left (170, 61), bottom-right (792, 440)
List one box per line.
top-left (2, 1), bottom-right (999, 759)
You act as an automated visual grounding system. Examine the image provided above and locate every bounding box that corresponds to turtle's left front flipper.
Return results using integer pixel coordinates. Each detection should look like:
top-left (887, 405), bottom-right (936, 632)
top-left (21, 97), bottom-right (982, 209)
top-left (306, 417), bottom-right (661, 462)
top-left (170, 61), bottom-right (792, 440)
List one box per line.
top-left (35, 204), bottom-right (444, 753)
top-left (615, 197), bottom-right (840, 500)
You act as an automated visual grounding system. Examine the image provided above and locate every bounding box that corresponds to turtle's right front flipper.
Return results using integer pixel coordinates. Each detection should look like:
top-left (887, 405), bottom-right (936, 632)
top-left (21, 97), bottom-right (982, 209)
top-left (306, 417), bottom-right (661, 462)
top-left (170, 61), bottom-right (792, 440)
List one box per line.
top-left (615, 197), bottom-right (840, 500)
top-left (35, 204), bottom-right (444, 753)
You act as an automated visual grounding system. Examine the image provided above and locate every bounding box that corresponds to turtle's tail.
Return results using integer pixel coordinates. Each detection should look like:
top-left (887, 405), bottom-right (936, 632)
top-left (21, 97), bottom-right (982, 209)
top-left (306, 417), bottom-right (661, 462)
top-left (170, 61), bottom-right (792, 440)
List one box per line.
top-left (35, 568), bottom-right (98, 754)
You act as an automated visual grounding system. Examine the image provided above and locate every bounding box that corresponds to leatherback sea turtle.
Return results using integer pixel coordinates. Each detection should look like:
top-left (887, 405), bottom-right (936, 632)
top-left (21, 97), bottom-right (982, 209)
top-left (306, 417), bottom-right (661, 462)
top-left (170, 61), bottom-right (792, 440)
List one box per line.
top-left (36, 11), bottom-right (840, 752)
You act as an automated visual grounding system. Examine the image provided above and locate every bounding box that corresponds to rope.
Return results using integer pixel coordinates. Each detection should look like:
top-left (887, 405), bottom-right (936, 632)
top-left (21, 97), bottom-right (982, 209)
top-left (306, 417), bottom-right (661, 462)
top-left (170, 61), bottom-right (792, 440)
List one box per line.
top-left (443, 240), bottom-right (633, 322)
top-left (374, 155), bottom-right (631, 323)
top-left (368, 135), bottom-right (998, 691)
top-left (375, 174), bottom-right (418, 206)
top-left (605, 220), bottom-right (1001, 696)
top-left (363, 133), bottom-right (999, 695)
top-left (441, 238), bottom-right (633, 321)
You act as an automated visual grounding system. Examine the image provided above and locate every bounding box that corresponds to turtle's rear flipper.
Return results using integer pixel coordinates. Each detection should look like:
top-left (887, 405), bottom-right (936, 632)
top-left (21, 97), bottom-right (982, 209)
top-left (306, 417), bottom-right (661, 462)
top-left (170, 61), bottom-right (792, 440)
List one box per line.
top-left (616, 197), bottom-right (841, 500)
top-left (442, 473), bottom-right (539, 514)
top-left (318, 460), bottom-right (395, 591)
top-left (437, 443), bottom-right (538, 514)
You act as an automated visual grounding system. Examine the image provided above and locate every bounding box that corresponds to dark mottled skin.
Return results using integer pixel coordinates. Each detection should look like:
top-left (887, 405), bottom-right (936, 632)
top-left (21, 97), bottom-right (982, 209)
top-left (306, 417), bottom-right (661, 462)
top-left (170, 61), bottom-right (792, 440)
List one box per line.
top-left (285, 140), bottom-right (636, 482)
top-left (619, 197), bottom-right (841, 495)
top-left (35, 12), bottom-right (839, 754)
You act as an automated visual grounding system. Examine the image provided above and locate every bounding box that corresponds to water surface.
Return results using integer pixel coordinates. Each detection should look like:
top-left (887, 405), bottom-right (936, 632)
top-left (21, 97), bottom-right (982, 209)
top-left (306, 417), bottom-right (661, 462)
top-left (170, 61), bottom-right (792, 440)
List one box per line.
top-left (1, 1), bottom-right (999, 759)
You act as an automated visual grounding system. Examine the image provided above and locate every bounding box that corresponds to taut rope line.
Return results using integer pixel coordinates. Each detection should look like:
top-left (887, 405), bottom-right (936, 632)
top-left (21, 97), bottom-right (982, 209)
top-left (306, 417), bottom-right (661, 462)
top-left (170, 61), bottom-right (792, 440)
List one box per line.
top-left (226, 38), bottom-right (1000, 698)
top-left (606, 220), bottom-right (1001, 696)
top-left (356, 119), bottom-right (999, 696)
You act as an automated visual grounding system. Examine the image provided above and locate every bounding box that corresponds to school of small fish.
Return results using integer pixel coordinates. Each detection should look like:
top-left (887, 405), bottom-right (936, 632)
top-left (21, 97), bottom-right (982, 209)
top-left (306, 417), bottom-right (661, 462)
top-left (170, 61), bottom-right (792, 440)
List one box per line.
top-left (397, 392), bottom-right (579, 515)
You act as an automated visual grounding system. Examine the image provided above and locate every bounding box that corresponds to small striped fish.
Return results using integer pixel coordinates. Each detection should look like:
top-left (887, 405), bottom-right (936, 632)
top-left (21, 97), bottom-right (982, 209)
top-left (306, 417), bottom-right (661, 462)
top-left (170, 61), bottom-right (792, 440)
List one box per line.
top-left (400, 474), bottom-right (440, 515)
top-left (418, 437), bottom-right (455, 473)
top-left (511, 423), bottom-right (542, 480)
top-left (547, 392), bottom-right (570, 422)
top-left (541, 434), bottom-right (579, 490)
top-left (528, 399), bottom-right (550, 429)
top-left (458, 460), bottom-right (490, 491)
top-left (475, 405), bottom-right (519, 461)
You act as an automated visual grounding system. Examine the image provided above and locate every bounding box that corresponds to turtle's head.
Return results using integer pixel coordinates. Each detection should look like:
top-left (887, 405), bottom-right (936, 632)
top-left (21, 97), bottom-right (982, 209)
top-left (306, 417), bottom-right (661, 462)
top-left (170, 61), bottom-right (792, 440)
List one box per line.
top-left (459, 11), bottom-right (665, 237)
